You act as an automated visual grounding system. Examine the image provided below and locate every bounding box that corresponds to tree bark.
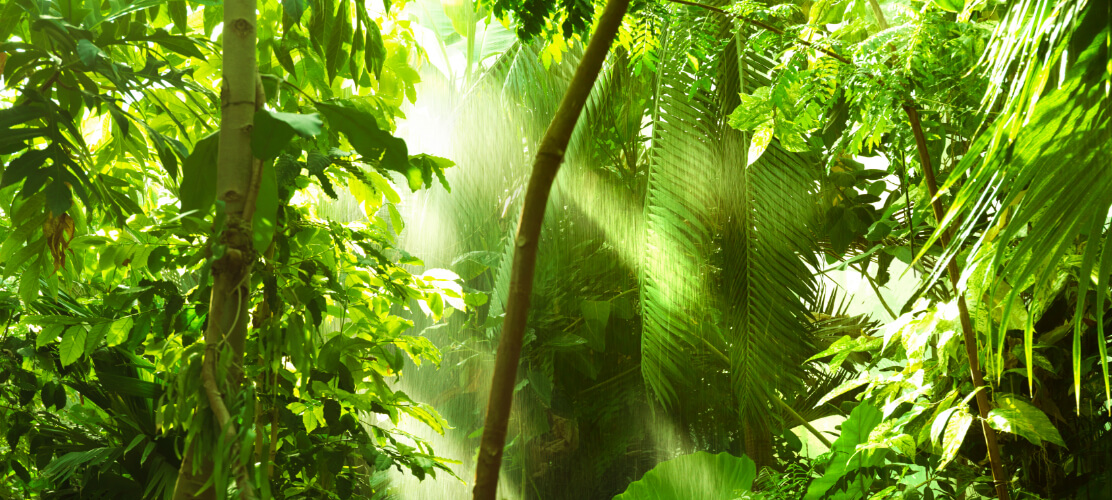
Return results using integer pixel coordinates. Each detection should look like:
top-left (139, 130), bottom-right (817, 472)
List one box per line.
top-left (172, 0), bottom-right (260, 498)
top-left (904, 105), bottom-right (1011, 500)
top-left (470, 0), bottom-right (631, 498)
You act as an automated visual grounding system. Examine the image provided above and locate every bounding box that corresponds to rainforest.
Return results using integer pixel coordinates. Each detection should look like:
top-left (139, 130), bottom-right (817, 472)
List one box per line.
top-left (0, 0), bottom-right (1109, 498)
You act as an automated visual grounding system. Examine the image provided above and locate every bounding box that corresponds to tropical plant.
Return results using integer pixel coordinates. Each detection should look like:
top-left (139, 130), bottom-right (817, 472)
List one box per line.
top-left (0, 0), bottom-right (466, 497)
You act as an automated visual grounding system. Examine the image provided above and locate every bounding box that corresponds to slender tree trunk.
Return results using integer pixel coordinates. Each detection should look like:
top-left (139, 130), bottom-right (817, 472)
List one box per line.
top-left (905, 105), bottom-right (1011, 500)
top-left (172, 0), bottom-right (260, 498)
top-left (471, 0), bottom-right (631, 498)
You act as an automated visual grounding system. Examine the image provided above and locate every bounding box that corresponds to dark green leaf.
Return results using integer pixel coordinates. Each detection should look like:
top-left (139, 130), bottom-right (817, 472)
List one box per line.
top-left (76, 39), bottom-right (104, 66)
top-left (179, 132), bottom-right (220, 218)
top-left (169, 1), bottom-right (188, 34)
top-left (252, 160), bottom-right (279, 253)
top-left (316, 100), bottom-right (412, 183)
top-left (364, 20), bottom-right (385, 79)
top-left (251, 109), bottom-right (322, 160)
top-left (283, 0), bottom-right (306, 25)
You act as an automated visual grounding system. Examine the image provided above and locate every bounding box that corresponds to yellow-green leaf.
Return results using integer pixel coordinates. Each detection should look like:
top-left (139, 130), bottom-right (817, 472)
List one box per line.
top-left (106, 317), bottom-right (134, 347)
top-left (60, 326), bottom-right (87, 366)
top-left (986, 395), bottom-right (1066, 447)
top-left (747, 121), bottom-right (774, 167)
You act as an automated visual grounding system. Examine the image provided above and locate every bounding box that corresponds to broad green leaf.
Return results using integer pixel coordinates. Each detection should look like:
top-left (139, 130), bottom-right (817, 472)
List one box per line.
top-left (316, 100), bottom-right (412, 185)
top-left (440, 0), bottom-right (474, 38)
top-left (252, 161), bottom-right (280, 253)
top-left (407, 153), bottom-right (453, 191)
top-left (106, 317), bottom-right (133, 346)
top-left (132, 30), bottom-right (206, 59)
top-left (324, 0), bottom-right (349, 83)
top-left (283, 0), bottom-right (306, 24)
top-left (747, 121), bottom-right (774, 167)
top-left (615, 452), bottom-right (756, 500)
top-left (805, 403), bottom-right (885, 499)
top-left (252, 110), bottom-right (322, 160)
top-left (727, 88), bottom-right (773, 131)
top-left (85, 321), bottom-right (110, 351)
top-left (986, 394), bottom-right (1066, 447)
top-left (809, 0), bottom-right (847, 24)
top-left (940, 408), bottom-right (973, 468)
top-left (179, 132), bottom-right (220, 218)
top-left (37, 323), bottom-right (65, 348)
top-left (19, 254), bottom-right (42, 304)
top-left (60, 326), bottom-right (87, 366)
top-left (76, 39), bottom-right (104, 66)
top-left (169, 1), bottom-right (188, 34)
top-left (0, 0), bottom-right (24, 42)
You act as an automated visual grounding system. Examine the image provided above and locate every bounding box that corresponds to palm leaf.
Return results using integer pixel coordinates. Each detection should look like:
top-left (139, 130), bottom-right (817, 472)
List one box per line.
top-left (639, 5), bottom-right (821, 428)
top-left (937, 2), bottom-right (1110, 407)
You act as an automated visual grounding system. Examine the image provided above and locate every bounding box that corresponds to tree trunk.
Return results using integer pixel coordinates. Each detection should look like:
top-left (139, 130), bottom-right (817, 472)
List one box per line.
top-left (172, 0), bottom-right (260, 498)
top-left (470, 1), bottom-right (631, 498)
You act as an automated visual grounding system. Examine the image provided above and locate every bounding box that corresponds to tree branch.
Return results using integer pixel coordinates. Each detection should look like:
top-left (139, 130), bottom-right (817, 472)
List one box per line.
top-left (471, 0), bottom-right (632, 497)
top-left (905, 104), bottom-right (1010, 500)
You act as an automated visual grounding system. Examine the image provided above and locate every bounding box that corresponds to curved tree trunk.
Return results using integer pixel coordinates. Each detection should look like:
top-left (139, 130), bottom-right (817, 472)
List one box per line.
top-left (471, 0), bottom-right (631, 498)
top-left (172, 0), bottom-right (260, 498)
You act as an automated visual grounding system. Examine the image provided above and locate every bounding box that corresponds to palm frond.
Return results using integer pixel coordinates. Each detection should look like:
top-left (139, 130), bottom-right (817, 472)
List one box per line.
top-left (639, 5), bottom-right (821, 427)
top-left (939, 2), bottom-right (1110, 406)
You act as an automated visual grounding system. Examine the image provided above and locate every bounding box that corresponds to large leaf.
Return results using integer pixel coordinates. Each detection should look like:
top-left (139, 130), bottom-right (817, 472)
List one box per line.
top-left (804, 403), bottom-right (885, 500)
top-left (251, 110), bottom-right (323, 160)
top-left (59, 325), bottom-right (87, 366)
top-left (252, 160), bottom-right (279, 253)
top-left (179, 132), bottom-right (220, 218)
top-left (986, 394), bottom-right (1067, 447)
top-left (316, 100), bottom-right (419, 187)
top-left (614, 452), bottom-right (756, 500)
top-left (640, 11), bottom-right (819, 430)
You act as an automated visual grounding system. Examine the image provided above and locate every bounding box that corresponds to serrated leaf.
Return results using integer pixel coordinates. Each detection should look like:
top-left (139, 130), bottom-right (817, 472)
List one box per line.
top-left (60, 325), bottom-right (87, 366)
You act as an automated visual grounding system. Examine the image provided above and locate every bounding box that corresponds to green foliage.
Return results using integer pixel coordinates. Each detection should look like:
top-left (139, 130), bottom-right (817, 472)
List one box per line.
top-left (0, 0), bottom-right (461, 496)
top-left (614, 451), bottom-right (757, 499)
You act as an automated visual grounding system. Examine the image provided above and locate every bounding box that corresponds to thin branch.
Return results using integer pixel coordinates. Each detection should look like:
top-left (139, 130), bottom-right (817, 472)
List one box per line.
top-left (905, 104), bottom-right (1010, 500)
top-left (770, 396), bottom-right (834, 448)
top-left (471, 0), bottom-right (632, 497)
top-left (851, 262), bottom-right (897, 320)
top-left (660, 0), bottom-right (853, 64)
